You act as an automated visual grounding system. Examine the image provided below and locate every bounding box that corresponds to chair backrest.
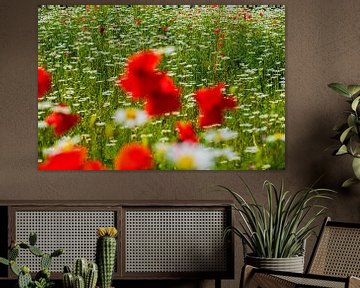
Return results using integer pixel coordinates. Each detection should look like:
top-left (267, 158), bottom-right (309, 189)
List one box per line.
top-left (307, 217), bottom-right (360, 277)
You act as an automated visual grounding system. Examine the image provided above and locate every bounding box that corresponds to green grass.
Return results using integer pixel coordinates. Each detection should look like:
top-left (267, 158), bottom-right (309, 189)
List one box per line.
top-left (38, 5), bottom-right (285, 170)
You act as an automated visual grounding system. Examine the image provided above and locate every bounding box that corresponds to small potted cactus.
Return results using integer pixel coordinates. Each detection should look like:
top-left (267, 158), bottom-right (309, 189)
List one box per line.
top-left (0, 232), bottom-right (63, 288)
top-left (62, 258), bottom-right (98, 288)
top-left (96, 227), bottom-right (118, 288)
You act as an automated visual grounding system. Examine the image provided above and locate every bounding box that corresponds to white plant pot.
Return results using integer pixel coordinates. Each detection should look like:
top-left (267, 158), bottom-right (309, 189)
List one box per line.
top-left (245, 254), bottom-right (305, 273)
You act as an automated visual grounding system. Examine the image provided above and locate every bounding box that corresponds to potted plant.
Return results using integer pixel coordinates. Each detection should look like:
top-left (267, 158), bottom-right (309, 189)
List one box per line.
top-left (222, 179), bottom-right (334, 273)
top-left (328, 83), bottom-right (360, 187)
top-left (0, 232), bottom-right (63, 288)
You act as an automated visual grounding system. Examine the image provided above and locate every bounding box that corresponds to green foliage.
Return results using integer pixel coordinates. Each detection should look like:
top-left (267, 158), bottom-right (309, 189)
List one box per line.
top-left (222, 179), bottom-right (335, 258)
top-left (0, 232), bottom-right (63, 288)
top-left (329, 82), bottom-right (360, 187)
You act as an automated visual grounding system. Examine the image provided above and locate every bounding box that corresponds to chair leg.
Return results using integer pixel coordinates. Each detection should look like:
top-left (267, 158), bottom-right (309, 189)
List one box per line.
top-left (240, 265), bottom-right (255, 288)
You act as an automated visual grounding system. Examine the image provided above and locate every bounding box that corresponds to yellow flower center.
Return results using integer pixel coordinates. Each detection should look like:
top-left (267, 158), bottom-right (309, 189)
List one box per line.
top-left (214, 131), bottom-right (223, 143)
top-left (176, 155), bottom-right (195, 170)
top-left (125, 108), bottom-right (137, 120)
top-left (61, 141), bottom-right (75, 152)
top-left (274, 133), bottom-right (284, 141)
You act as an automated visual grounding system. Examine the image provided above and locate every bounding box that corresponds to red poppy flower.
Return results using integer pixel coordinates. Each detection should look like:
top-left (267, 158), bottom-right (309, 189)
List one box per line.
top-left (38, 67), bottom-right (51, 99)
top-left (218, 42), bottom-right (224, 47)
top-left (211, 5), bottom-right (219, 8)
top-left (114, 143), bottom-right (154, 170)
top-left (162, 26), bottom-right (168, 32)
top-left (45, 105), bottom-right (80, 136)
top-left (194, 83), bottom-right (237, 128)
top-left (219, 33), bottom-right (225, 39)
top-left (118, 51), bottom-right (181, 116)
top-left (143, 73), bottom-right (181, 116)
top-left (39, 146), bottom-right (87, 170)
top-left (118, 51), bottom-right (162, 99)
top-left (176, 121), bottom-right (198, 143)
top-left (243, 13), bottom-right (252, 21)
top-left (99, 25), bottom-right (105, 34)
top-left (259, 11), bottom-right (264, 17)
top-left (134, 18), bottom-right (141, 26)
top-left (39, 146), bottom-right (106, 170)
top-left (214, 28), bottom-right (220, 34)
top-left (83, 160), bottom-right (107, 170)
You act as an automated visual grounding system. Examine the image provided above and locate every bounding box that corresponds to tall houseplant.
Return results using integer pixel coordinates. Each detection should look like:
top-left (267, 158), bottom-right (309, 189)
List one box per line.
top-left (222, 180), bottom-right (334, 272)
top-left (328, 83), bottom-right (360, 187)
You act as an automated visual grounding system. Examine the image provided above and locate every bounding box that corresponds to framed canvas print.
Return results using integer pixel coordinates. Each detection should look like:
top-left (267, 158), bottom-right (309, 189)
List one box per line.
top-left (37, 5), bottom-right (285, 170)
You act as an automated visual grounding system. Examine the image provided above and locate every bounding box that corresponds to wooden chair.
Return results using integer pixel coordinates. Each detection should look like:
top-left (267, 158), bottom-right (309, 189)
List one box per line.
top-left (241, 217), bottom-right (360, 288)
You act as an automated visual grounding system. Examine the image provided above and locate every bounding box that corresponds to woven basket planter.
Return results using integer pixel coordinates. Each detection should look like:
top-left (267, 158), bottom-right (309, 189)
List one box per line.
top-left (245, 254), bottom-right (305, 273)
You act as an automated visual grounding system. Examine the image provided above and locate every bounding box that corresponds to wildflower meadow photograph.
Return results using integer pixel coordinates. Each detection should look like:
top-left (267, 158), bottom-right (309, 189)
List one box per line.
top-left (38, 5), bottom-right (285, 170)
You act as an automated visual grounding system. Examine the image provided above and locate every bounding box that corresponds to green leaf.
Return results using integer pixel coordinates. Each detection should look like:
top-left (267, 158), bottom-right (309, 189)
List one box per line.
top-left (0, 257), bottom-right (9, 266)
top-left (29, 233), bottom-right (37, 246)
top-left (342, 177), bottom-right (360, 188)
top-left (352, 157), bottom-right (360, 179)
top-left (348, 85), bottom-right (360, 97)
top-left (351, 96), bottom-right (360, 111)
top-left (328, 83), bottom-right (352, 97)
top-left (336, 145), bottom-right (348, 155)
top-left (340, 126), bottom-right (353, 143)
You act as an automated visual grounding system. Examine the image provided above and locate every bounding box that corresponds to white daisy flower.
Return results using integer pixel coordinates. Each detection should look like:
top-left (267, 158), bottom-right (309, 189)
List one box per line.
top-left (38, 101), bottom-right (53, 110)
top-left (265, 133), bottom-right (285, 142)
top-left (38, 121), bottom-right (49, 129)
top-left (158, 142), bottom-right (216, 170)
top-left (244, 146), bottom-right (259, 153)
top-left (214, 147), bottom-right (240, 161)
top-left (52, 105), bottom-right (71, 114)
top-left (114, 108), bottom-right (149, 128)
top-left (43, 135), bottom-right (81, 157)
top-left (204, 127), bottom-right (238, 143)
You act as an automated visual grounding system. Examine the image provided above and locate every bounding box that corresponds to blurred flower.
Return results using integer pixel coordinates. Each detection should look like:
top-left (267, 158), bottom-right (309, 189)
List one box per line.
top-left (39, 137), bottom-right (106, 170)
top-left (194, 83), bottom-right (237, 128)
top-left (144, 73), bottom-right (181, 116)
top-left (259, 11), bottom-right (264, 17)
top-left (118, 50), bottom-right (181, 116)
top-left (244, 146), bottom-right (259, 153)
top-left (38, 67), bottom-right (51, 99)
top-left (45, 104), bottom-right (80, 136)
top-left (243, 13), bottom-right (252, 21)
top-left (265, 133), bottom-right (285, 142)
top-left (134, 18), bottom-right (141, 26)
top-left (163, 142), bottom-right (215, 170)
top-left (176, 121), bottom-right (198, 143)
top-left (99, 25), bottom-right (105, 34)
top-left (162, 26), bottom-right (168, 32)
top-left (39, 146), bottom-right (87, 170)
top-left (114, 108), bottom-right (148, 128)
top-left (204, 127), bottom-right (238, 143)
top-left (213, 147), bottom-right (240, 161)
top-left (115, 143), bottom-right (154, 170)
top-left (214, 28), bottom-right (220, 34)
top-left (83, 160), bottom-right (107, 170)
top-left (211, 5), bottom-right (219, 8)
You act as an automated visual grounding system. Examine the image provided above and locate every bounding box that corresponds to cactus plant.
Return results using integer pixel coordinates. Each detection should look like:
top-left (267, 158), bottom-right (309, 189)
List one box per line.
top-left (63, 260), bottom-right (98, 288)
top-left (96, 227), bottom-right (118, 288)
top-left (73, 275), bottom-right (85, 288)
top-left (0, 232), bottom-right (63, 288)
top-left (74, 258), bottom-right (87, 279)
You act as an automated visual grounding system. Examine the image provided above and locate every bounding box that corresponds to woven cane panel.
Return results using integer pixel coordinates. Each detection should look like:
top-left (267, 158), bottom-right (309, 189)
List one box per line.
top-left (277, 275), bottom-right (345, 288)
top-left (125, 210), bottom-right (227, 273)
top-left (15, 211), bottom-right (115, 272)
top-left (310, 226), bottom-right (360, 277)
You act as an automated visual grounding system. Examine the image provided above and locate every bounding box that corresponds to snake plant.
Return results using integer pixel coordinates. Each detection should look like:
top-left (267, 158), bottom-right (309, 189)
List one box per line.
top-left (223, 179), bottom-right (335, 258)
